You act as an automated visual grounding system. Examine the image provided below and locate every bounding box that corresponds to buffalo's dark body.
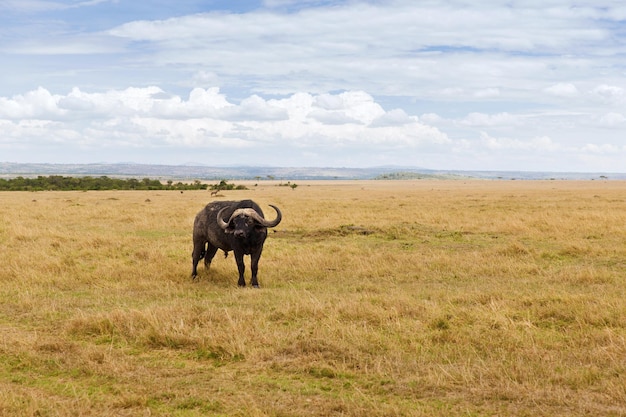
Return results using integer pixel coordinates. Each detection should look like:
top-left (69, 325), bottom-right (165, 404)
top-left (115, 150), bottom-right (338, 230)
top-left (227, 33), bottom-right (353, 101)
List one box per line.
top-left (191, 199), bottom-right (281, 287)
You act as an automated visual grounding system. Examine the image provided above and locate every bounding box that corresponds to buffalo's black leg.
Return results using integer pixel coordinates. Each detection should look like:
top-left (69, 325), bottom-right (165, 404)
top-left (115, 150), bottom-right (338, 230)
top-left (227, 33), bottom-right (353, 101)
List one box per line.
top-left (191, 241), bottom-right (206, 279)
top-left (234, 251), bottom-right (246, 287)
top-left (204, 244), bottom-right (219, 269)
top-left (250, 247), bottom-right (263, 288)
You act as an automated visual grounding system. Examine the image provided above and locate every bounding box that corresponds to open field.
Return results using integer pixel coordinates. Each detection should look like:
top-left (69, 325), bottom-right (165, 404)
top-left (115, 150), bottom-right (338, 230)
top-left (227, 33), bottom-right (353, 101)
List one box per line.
top-left (1, 180), bottom-right (625, 416)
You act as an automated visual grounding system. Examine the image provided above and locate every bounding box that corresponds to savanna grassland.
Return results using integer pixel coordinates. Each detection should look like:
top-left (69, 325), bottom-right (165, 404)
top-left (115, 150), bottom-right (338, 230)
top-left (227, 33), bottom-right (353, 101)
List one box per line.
top-left (1, 180), bottom-right (625, 416)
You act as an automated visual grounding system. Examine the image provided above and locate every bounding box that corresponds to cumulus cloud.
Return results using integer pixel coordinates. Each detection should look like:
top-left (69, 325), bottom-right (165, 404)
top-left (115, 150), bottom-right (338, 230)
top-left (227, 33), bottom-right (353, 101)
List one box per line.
top-left (219, 95), bottom-right (288, 122)
top-left (420, 113), bottom-right (444, 124)
top-left (0, 87), bottom-right (450, 162)
top-left (308, 110), bottom-right (362, 125)
top-left (3, 1), bottom-right (626, 170)
top-left (370, 109), bottom-right (415, 127)
top-left (0, 87), bottom-right (65, 119)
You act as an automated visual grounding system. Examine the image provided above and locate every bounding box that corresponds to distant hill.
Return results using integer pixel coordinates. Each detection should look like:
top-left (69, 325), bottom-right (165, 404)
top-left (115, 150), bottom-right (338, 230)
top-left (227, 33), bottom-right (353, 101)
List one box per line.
top-left (0, 163), bottom-right (389, 180)
top-left (373, 171), bottom-right (469, 180)
top-left (0, 162), bottom-right (623, 181)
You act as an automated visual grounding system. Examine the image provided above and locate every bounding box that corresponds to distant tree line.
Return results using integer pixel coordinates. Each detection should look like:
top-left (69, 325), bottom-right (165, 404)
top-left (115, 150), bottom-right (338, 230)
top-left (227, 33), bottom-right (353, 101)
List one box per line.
top-left (209, 179), bottom-right (248, 191)
top-left (0, 175), bottom-right (210, 191)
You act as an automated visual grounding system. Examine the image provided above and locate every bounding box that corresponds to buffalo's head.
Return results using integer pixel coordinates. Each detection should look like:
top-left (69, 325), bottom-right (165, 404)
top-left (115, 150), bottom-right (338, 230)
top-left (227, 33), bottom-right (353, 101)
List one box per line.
top-left (217, 205), bottom-right (282, 238)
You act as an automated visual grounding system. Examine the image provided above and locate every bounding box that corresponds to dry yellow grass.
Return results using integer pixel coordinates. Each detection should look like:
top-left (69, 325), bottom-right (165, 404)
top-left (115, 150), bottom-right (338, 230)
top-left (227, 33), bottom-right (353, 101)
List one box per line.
top-left (1, 180), bottom-right (625, 416)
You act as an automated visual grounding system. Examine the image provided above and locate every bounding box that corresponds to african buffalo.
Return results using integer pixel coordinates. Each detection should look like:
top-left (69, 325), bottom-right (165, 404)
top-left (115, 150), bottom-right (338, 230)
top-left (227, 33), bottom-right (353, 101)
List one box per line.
top-left (191, 199), bottom-right (282, 287)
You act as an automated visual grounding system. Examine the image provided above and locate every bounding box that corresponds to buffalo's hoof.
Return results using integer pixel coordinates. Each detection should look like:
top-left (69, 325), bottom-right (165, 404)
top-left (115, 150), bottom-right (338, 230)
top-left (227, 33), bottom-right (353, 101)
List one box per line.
top-left (252, 284), bottom-right (260, 289)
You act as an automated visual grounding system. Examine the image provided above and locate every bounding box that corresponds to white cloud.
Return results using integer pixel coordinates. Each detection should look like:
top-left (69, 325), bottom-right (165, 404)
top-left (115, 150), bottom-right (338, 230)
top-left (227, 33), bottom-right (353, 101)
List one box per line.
top-left (219, 95), bottom-right (288, 122)
top-left (598, 112), bottom-right (626, 127)
top-left (420, 113), bottom-right (444, 124)
top-left (0, 86), bottom-right (450, 160)
top-left (0, 0), bottom-right (113, 13)
top-left (460, 112), bottom-right (521, 127)
top-left (190, 71), bottom-right (221, 88)
top-left (581, 143), bottom-right (625, 154)
top-left (370, 109), bottom-right (415, 127)
top-left (473, 88), bottom-right (500, 98)
top-left (590, 84), bottom-right (625, 103)
top-left (100, 2), bottom-right (622, 99)
top-left (544, 83), bottom-right (579, 97)
top-left (3, 1), bottom-right (626, 171)
top-left (307, 110), bottom-right (362, 125)
top-left (480, 132), bottom-right (559, 151)
top-left (0, 87), bottom-right (64, 119)
top-left (0, 1), bottom-right (69, 13)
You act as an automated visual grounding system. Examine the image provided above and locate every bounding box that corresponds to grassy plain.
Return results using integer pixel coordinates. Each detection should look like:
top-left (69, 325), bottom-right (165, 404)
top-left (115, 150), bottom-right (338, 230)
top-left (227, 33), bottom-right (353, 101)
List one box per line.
top-left (0, 179), bottom-right (625, 416)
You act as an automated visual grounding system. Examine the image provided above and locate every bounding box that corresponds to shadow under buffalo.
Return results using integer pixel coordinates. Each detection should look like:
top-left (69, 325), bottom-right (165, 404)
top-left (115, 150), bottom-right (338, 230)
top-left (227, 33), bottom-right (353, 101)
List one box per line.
top-left (190, 267), bottom-right (247, 288)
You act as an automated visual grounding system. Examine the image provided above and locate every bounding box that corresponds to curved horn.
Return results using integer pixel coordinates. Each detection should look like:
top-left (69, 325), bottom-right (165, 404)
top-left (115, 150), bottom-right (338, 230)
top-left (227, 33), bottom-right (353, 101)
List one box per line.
top-left (218, 205), bottom-right (282, 229)
top-left (217, 206), bottom-right (230, 230)
top-left (253, 204), bottom-right (282, 228)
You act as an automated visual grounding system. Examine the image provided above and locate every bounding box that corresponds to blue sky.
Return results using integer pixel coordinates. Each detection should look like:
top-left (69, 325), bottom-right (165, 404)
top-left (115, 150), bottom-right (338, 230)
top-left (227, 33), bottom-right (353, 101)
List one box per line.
top-left (1, 0), bottom-right (626, 171)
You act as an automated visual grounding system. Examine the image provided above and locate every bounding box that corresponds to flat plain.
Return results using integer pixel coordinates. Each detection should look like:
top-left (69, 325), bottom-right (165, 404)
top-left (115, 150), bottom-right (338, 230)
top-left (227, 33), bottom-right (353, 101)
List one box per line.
top-left (1, 179), bottom-right (625, 416)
